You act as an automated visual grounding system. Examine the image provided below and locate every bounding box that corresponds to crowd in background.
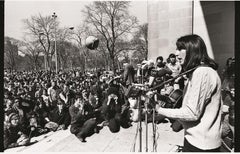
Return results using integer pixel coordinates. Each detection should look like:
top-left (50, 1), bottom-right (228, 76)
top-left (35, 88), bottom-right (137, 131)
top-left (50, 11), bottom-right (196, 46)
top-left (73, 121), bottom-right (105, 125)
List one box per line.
top-left (3, 54), bottom-right (235, 151)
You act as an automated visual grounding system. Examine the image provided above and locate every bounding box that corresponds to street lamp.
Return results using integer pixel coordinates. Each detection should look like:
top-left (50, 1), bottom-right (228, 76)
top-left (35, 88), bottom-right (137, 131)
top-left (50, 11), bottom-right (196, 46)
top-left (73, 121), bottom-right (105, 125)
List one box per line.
top-left (39, 32), bottom-right (47, 71)
top-left (52, 12), bottom-right (58, 74)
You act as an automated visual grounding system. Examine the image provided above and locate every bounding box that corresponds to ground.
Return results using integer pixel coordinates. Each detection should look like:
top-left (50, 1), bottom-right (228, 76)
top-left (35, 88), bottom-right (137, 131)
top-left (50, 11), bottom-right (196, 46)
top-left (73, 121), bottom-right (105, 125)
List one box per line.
top-left (5, 121), bottom-right (184, 152)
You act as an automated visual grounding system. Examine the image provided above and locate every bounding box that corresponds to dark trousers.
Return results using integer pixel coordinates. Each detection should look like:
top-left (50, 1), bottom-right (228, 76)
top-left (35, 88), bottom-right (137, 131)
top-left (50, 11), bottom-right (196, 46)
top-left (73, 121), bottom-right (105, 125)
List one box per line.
top-left (183, 138), bottom-right (220, 152)
top-left (70, 118), bottom-right (97, 139)
top-left (101, 99), bottom-right (132, 133)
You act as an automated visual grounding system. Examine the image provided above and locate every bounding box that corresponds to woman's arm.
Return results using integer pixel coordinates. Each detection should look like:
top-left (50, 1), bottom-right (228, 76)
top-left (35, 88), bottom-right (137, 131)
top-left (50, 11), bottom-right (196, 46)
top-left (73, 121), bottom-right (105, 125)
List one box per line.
top-left (156, 68), bottom-right (214, 121)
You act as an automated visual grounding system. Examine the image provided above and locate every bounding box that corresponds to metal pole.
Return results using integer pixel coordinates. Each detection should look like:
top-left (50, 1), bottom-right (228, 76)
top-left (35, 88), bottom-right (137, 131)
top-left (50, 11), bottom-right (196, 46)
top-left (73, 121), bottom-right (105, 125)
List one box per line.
top-left (152, 108), bottom-right (156, 152)
top-left (145, 99), bottom-right (148, 152)
top-left (52, 12), bottom-right (57, 74)
top-left (85, 56), bottom-right (87, 72)
top-left (138, 96), bottom-right (142, 152)
top-left (55, 19), bottom-right (57, 74)
top-left (44, 55), bottom-right (47, 71)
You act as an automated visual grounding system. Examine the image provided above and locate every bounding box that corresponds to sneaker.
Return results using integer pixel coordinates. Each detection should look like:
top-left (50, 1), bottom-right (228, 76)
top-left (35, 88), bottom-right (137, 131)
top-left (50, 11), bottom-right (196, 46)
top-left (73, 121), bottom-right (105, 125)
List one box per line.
top-left (97, 120), bottom-right (109, 127)
top-left (78, 137), bottom-right (86, 142)
top-left (94, 127), bottom-right (100, 134)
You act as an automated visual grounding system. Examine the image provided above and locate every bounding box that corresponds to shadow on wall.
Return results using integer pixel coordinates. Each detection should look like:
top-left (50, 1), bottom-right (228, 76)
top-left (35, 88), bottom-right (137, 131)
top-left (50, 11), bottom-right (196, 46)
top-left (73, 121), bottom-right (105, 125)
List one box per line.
top-left (199, 1), bottom-right (235, 74)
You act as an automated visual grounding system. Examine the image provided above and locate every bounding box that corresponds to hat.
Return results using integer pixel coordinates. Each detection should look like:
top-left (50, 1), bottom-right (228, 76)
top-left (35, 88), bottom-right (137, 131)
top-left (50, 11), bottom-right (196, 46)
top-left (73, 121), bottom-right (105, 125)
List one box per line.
top-left (107, 87), bottom-right (119, 96)
top-left (169, 53), bottom-right (176, 58)
top-left (8, 113), bottom-right (19, 122)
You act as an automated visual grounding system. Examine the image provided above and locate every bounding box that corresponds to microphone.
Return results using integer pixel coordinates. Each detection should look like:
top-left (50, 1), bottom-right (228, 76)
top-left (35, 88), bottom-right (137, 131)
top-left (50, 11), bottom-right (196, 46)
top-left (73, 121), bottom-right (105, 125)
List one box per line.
top-left (141, 61), bottom-right (148, 69)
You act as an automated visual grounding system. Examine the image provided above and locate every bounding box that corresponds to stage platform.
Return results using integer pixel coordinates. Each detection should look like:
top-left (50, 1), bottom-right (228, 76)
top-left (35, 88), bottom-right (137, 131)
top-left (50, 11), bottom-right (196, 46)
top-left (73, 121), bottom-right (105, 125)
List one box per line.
top-left (5, 121), bottom-right (184, 152)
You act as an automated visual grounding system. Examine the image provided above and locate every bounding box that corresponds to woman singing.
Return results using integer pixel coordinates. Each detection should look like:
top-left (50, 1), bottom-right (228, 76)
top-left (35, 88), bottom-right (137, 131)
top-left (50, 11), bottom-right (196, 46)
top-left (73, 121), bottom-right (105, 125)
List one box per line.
top-left (156, 34), bottom-right (222, 152)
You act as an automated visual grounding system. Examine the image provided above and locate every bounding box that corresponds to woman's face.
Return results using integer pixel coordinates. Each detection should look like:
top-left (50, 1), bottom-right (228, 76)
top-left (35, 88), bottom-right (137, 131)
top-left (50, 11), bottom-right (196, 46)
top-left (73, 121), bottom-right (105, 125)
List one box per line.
top-left (10, 116), bottom-right (19, 126)
top-left (29, 117), bottom-right (38, 127)
top-left (175, 49), bottom-right (186, 65)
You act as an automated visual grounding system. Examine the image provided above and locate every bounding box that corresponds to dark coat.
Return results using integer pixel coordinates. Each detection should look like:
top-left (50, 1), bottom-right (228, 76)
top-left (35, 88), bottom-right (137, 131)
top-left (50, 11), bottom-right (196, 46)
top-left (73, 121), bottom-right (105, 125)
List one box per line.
top-left (49, 106), bottom-right (71, 128)
top-left (69, 105), bottom-right (86, 127)
top-left (33, 104), bottom-right (49, 127)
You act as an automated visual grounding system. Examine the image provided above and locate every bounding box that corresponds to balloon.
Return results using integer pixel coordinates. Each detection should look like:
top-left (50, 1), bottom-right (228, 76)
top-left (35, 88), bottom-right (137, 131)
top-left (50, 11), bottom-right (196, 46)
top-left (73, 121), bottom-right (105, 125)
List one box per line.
top-left (85, 36), bottom-right (99, 50)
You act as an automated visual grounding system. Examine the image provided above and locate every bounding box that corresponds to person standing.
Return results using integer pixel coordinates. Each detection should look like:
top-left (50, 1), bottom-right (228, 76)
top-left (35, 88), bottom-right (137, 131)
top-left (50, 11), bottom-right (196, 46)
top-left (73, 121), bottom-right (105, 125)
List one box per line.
top-left (166, 54), bottom-right (182, 78)
top-left (156, 34), bottom-right (222, 152)
top-left (48, 80), bottom-right (58, 107)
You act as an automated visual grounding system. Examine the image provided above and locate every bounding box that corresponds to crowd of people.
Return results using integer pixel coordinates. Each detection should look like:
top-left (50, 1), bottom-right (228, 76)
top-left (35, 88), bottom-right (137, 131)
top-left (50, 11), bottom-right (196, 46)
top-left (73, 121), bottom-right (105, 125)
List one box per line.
top-left (3, 39), bottom-right (235, 151)
top-left (3, 68), bottom-right (133, 149)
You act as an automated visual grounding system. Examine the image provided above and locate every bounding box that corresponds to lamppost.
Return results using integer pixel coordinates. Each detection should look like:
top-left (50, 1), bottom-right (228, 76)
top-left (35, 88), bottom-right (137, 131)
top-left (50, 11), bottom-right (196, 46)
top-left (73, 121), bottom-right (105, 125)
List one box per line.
top-left (39, 32), bottom-right (47, 71)
top-left (52, 12), bottom-right (58, 74)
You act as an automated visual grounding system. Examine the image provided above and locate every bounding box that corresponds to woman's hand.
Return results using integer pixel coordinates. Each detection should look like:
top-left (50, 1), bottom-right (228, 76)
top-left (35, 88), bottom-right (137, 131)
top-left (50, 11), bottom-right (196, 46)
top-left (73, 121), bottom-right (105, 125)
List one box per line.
top-left (113, 97), bottom-right (118, 104)
top-left (107, 95), bottom-right (112, 105)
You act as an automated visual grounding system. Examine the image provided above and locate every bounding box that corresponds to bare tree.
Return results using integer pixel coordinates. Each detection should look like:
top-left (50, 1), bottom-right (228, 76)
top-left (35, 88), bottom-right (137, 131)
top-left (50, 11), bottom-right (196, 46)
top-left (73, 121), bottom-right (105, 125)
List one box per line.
top-left (55, 27), bottom-right (73, 70)
top-left (4, 38), bottom-right (18, 71)
top-left (131, 23), bottom-right (148, 61)
top-left (68, 24), bottom-right (90, 71)
top-left (19, 40), bottom-right (43, 70)
top-left (22, 14), bottom-right (58, 71)
top-left (82, 1), bottom-right (138, 72)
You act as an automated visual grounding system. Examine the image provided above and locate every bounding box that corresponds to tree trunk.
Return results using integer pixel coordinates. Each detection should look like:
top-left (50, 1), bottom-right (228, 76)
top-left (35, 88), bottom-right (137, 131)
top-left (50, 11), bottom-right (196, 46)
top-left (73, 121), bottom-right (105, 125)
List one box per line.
top-left (46, 54), bottom-right (51, 71)
top-left (109, 55), bottom-right (116, 73)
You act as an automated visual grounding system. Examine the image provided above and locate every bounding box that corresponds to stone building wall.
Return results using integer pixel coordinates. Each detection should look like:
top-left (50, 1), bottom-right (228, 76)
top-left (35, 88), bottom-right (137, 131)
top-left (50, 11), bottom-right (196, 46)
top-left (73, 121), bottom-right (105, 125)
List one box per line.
top-left (148, 1), bottom-right (235, 74)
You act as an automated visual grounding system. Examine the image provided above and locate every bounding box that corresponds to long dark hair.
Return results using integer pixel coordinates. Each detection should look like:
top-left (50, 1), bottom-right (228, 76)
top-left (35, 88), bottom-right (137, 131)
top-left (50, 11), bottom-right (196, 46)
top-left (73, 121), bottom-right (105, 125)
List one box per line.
top-left (176, 34), bottom-right (218, 71)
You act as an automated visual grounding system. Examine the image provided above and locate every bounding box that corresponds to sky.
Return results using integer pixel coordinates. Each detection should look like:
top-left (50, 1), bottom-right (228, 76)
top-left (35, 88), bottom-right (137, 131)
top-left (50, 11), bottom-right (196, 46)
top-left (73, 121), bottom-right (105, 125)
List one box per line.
top-left (4, 0), bottom-right (148, 40)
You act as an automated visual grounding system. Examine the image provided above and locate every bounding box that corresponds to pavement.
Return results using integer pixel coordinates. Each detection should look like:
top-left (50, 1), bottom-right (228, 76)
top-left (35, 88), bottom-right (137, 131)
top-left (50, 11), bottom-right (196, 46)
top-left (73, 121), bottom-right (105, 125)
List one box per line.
top-left (4, 120), bottom-right (184, 152)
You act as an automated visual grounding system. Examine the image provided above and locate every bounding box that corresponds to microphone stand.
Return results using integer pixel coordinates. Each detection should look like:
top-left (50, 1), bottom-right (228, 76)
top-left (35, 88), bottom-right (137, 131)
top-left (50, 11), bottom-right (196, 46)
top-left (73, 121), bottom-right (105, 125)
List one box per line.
top-left (138, 95), bottom-right (142, 152)
top-left (138, 68), bottom-right (145, 152)
top-left (152, 107), bottom-right (156, 152)
top-left (145, 97), bottom-right (148, 152)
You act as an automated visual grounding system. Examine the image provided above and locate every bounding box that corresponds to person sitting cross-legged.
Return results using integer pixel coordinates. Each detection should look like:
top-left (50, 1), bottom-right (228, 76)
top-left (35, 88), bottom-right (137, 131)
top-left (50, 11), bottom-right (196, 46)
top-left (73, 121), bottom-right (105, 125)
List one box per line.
top-left (48, 99), bottom-right (71, 131)
top-left (100, 86), bottom-right (131, 133)
top-left (69, 94), bottom-right (98, 142)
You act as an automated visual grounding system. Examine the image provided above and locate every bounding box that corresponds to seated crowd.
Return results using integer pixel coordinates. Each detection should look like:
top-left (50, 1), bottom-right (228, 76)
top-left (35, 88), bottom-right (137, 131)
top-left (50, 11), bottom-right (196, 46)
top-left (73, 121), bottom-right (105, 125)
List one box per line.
top-left (3, 55), bottom-right (235, 151)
